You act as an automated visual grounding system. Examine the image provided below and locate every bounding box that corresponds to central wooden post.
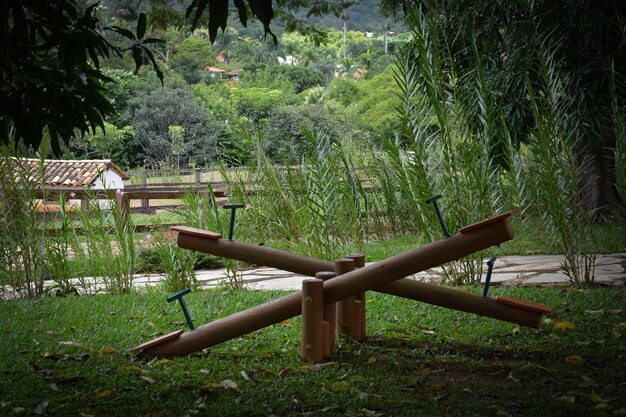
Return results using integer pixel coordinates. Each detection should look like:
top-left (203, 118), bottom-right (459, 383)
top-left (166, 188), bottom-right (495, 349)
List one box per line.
top-left (316, 271), bottom-right (336, 358)
top-left (335, 258), bottom-right (357, 338)
top-left (301, 279), bottom-right (323, 362)
top-left (347, 254), bottom-right (366, 340)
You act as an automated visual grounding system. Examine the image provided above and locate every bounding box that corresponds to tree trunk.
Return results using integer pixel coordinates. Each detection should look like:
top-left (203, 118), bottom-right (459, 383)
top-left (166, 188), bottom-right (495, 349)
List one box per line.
top-left (577, 133), bottom-right (624, 221)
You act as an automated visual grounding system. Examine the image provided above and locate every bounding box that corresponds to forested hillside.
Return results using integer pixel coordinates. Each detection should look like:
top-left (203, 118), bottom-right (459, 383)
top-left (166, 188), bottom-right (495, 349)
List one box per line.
top-left (47, 1), bottom-right (409, 169)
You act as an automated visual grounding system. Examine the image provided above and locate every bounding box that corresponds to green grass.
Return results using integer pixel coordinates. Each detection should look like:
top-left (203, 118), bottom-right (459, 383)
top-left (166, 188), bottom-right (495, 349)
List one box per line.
top-left (1, 287), bottom-right (625, 416)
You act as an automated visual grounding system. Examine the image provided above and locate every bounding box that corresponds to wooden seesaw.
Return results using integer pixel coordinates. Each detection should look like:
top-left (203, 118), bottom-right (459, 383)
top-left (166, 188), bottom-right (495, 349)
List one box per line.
top-left (133, 211), bottom-right (552, 360)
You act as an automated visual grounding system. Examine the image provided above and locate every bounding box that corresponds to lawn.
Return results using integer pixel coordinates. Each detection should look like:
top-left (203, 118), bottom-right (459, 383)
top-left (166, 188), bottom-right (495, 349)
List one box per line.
top-left (1, 287), bottom-right (625, 416)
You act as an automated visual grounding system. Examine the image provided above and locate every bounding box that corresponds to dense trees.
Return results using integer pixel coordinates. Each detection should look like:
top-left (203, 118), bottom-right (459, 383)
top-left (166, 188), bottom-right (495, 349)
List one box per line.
top-left (129, 87), bottom-right (220, 167)
top-left (1, 1), bottom-right (162, 154)
top-left (381, 0), bottom-right (626, 215)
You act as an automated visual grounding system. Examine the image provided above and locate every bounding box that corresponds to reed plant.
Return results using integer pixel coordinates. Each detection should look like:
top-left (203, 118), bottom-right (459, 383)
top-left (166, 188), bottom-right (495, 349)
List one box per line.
top-left (100, 192), bottom-right (137, 293)
top-left (0, 153), bottom-right (48, 298)
top-left (223, 127), bottom-right (371, 262)
top-left (148, 232), bottom-right (199, 293)
top-left (389, 8), bottom-right (502, 284)
top-left (524, 45), bottom-right (598, 286)
top-left (42, 192), bottom-right (85, 295)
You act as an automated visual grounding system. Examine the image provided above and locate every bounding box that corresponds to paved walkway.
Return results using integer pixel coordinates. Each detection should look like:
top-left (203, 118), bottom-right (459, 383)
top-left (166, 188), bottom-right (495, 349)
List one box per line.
top-left (4, 254), bottom-right (623, 299)
top-left (132, 253), bottom-right (626, 291)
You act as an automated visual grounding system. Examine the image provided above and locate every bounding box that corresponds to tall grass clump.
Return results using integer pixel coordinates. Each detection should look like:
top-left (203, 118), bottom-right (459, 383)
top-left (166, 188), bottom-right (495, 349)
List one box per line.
top-left (524, 45), bottom-right (598, 286)
top-left (76, 191), bottom-right (138, 294)
top-left (152, 189), bottom-right (228, 291)
top-left (43, 192), bottom-right (86, 295)
top-left (0, 154), bottom-right (47, 298)
top-left (609, 61), bottom-right (626, 207)
top-left (388, 7), bottom-right (502, 284)
top-left (223, 127), bottom-right (371, 261)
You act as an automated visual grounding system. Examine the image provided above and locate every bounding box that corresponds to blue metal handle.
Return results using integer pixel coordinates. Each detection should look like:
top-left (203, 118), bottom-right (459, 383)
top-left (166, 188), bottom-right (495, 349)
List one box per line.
top-left (482, 256), bottom-right (498, 298)
top-left (223, 204), bottom-right (245, 240)
top-left (167, 288), bottom-right (194, 330)
top-left (425, 195), bottom-right (451, 238)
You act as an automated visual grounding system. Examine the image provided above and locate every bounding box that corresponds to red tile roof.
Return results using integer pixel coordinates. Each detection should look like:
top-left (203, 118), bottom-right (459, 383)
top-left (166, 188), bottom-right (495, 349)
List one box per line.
top-left (16, 159), bottom-right (129, 188)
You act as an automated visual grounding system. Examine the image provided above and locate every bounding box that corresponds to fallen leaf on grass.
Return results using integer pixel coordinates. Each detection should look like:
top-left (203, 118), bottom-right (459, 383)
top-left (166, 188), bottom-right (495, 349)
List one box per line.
top-left (140, 376), bottom-right (156, 384)
top-left (306, 362), bottom-right (337, 371)
top-left (554, 321), bottom-right (576, 330)
top-left (34, 400), bottom-right (48, 415)
top-left (219, 380), bottom-right (241, 392)
top-left (331, 381), bottom-right (352, 392)
top-left (58, 341), bottom-right (83, 347)
top-left (81, 407), bottom-right (99, 416)
top-left (117, 365), bottom-right (140, 373)
top-left (564, 355), bottom-right (584, 365)
top-left (256, 367), bottom-right (275, 377)
top-left (368, 356), bottom-right (377, 364)
top-left (42, 349), bottom-right (60, 360)
top-left (96, 348), bottom-right (117, 355)
top-left (95, 390), bottom-right (116, 399)
top-left (49, 383), bottom-right (61, 392)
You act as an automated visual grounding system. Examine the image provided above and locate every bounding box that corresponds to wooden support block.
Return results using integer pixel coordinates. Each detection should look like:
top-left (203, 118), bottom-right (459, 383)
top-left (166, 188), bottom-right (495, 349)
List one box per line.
top-left (301, 279), bottom-right (324, 362)
top-left (171, 226), bottom-right (222, 240)
top-left (496, 296), bottom-right (553, 315)
top-left (335, 259), bottom-right (357, 338)
top-left (316, 272), bottom-right (336, 355)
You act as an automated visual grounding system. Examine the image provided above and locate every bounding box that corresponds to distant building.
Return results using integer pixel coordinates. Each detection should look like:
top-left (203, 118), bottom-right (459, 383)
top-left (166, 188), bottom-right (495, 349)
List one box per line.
top-left (204, 66), bottom-right (240, 81)
top-left (18, 158), bottom-right (129, 209)
top-left (216, 54), bottom-right (230, 64)
top-left (277, 55), bottom-right (299, 66)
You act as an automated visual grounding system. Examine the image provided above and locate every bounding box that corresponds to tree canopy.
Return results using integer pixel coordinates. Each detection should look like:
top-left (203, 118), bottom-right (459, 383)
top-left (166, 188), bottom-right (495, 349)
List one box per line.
top-left (0, 1), bottom-right (165, 155)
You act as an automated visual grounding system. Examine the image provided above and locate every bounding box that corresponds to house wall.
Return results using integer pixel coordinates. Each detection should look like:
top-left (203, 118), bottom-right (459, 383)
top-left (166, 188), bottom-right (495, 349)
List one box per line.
top-left (92, 169), bottom-right (126, 208)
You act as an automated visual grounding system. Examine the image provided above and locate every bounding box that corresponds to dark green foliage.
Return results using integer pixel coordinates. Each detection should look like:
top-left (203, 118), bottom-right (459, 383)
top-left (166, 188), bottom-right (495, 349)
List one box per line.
top-left (262, 105), bottom-right (348, 161)
top-left (0, 2), bottom-right (163, 155)
top-left (389, 0), bottom-right (626, 215)
top-left (327, 78), bottom-right (362, 106)
top-left (128, 87), bottom-right (220, 166)
top-left (241, 65), bottom-right (326, 93)
top-left (168, 37), bottom-right (215, 84)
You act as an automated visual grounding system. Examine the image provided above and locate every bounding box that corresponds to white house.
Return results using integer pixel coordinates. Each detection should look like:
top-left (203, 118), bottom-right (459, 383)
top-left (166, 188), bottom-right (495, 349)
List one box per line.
top-left (21, 159), bottom-right (129, 209)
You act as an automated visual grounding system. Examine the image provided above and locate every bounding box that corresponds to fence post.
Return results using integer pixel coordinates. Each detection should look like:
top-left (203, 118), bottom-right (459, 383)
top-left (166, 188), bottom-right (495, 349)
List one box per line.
top-left (141, 171), bottom-right (149, 209)
top-left (195, 169), bottom-right (201, 186)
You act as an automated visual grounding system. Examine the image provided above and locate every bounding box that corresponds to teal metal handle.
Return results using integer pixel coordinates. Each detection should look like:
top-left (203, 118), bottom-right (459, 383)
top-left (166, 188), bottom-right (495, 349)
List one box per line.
top-left (425, 195), bottom-right (451, 238)
top-left (167, 288), bottom-right (194, 330)
top-left (223, 204), bottom-right (244, 240)
top-left (482, 256), bottom-right (498, 298)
